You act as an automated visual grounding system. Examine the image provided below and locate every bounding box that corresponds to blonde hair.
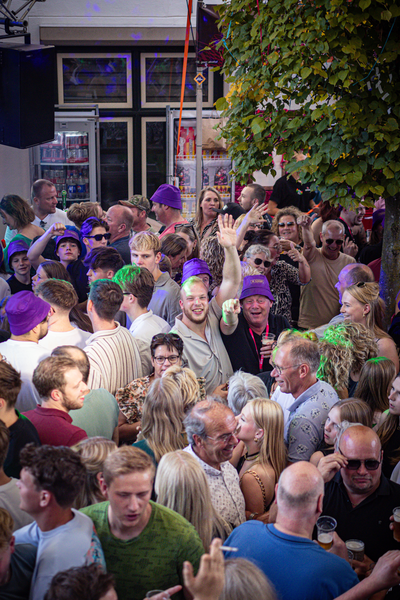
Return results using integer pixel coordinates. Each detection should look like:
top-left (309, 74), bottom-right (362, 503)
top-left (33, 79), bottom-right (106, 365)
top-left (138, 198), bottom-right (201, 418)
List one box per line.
top-left (344, 282), bottom-right (389, 339)
top-left (221, 559), bottom-right (277, 600)
top-left (277, 329), bottom-right (318, 344)
top-left (194, 186), bottom-right (223, 229)
top-left (103, 446), bottom-right (155, 486)
top-left (72, 437), bottom-right (117, 509)
top-left (247, 399), bottom-right (286, 482)
top-left (271, 205), bottom-right (303, 242)
top-left (141, 378), bottom-right (186, 462)
top-left (129, 231), bottom-right (161, 253)
top-left (155, 451), bottom-right (231, 550)
top-left (317, 340), bottom-right (353, 395)
top-left (162, 365), bottom-right (201, 412)
top-left (66, 202), bottom-right (102, 229)
top-left (322, 321), bottom-right (378, 375)
top-left (0, 508), bottom-right (13, 550)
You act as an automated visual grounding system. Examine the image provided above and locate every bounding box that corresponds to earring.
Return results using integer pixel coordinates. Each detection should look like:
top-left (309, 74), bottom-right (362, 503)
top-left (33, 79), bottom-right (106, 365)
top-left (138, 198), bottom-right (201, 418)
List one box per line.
top-left (254, 436), bottom-right (260, 443)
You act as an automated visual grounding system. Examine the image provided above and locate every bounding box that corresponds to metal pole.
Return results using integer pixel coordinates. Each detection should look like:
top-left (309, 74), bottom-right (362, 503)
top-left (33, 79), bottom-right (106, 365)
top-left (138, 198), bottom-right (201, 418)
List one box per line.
top-left (196, 73), bottom-right (203, 200)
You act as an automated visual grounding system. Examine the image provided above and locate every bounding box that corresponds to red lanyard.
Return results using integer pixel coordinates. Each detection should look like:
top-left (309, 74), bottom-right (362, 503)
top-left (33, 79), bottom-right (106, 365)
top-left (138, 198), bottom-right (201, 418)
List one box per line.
top-left (249, 323), bottom-right (269, 371)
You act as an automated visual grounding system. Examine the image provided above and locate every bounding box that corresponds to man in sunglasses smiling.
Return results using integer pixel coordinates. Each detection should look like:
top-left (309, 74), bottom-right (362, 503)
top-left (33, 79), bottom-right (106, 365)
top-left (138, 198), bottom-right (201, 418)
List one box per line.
top-left (319, 424), bottom-right (400, 577)
top-left (298, 216), bottom-right (355, 329)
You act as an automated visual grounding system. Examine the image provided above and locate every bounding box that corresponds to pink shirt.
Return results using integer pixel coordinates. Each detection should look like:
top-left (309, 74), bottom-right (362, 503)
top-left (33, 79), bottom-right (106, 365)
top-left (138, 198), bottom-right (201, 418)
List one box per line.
top-left (158, 219), bottom-right (188, 239)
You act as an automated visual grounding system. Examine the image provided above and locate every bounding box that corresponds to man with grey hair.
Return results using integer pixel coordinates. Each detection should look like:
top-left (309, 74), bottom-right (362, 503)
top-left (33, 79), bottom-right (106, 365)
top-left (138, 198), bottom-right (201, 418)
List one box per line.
top-left (227, 371), bottom-right (267, 416)
top-left (298, 216), bottom-right (356, 329)
top-left (271, 337), bottom-right (339, 462)
top-left (224, 461), bottom-right (358, 599)
top-left (183, 399), bottom-right (246, 527)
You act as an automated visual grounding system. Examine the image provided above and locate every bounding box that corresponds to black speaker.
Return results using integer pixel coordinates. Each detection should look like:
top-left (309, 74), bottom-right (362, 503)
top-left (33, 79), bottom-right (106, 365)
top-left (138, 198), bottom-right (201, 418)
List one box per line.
top-left (0, 43), bottom-right (55, 149)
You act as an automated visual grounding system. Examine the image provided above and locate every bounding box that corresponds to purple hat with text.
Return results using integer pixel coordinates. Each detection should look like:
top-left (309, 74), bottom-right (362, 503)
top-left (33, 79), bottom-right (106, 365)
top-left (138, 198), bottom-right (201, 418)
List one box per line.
top-left (150, 184), bottom-right (182, 210)
top-left (6, 291), bottom-right (50, 336)
top-left (182, 258), bottom-right (213, 284)
top-left (240, 275), bottom-right (274, 303)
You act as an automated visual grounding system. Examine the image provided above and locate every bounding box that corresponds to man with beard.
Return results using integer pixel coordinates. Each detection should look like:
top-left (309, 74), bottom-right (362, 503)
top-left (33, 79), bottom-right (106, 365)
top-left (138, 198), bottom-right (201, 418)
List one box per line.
top-left (0, 292), bottom-right (51, 412)
top-left (171, 215), bottom-right (241, 396)
top-left (23, 356), bottom-right (88, 446)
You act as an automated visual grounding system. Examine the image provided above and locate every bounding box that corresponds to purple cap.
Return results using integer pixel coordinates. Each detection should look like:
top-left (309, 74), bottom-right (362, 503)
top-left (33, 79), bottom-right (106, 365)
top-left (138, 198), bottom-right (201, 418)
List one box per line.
top-left (182, 258), bottom-right (213, 284)
top-left (212, 202), bottom-right (244, 221)
top-left (151, 184), bottom-right (182, 210)
top-left (7, 240), bottom-right (29, 265)
top-left (372, 208), bottom-right (385, 229)
top-left (240, 275), bottom-right (274, 303)
top-left (55, 229), bottom-right (82, 253)
top-left (6, 291), bottom-right (50, 336)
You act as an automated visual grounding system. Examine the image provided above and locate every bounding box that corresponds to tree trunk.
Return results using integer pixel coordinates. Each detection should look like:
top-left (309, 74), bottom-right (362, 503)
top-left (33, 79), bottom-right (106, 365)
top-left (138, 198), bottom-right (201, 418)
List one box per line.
top-left (379, 194), bottom-right (400, 330)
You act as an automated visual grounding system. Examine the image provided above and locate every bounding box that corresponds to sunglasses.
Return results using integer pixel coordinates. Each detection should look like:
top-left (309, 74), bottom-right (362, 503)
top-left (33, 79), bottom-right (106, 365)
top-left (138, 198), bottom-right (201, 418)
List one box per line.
top-left (278, 221), bottom-right (296, 227)
top-left (249, 222), bottom-right (265, 229)
top-left (339, 450), bottom-right (381, 471)
top-left (175, 223), bottom-right (196, 233)
top-left (325, 238), bottom-right (343, 247)
top-left (86, 233), bottom-right (111, 241)
top-left (253, 258), bottom-right (271, 268)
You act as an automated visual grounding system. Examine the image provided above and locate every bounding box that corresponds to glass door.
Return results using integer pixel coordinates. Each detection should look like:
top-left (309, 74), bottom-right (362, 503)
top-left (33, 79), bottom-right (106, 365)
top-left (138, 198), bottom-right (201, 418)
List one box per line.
top-left (99, 117), bottom-right (133, 210)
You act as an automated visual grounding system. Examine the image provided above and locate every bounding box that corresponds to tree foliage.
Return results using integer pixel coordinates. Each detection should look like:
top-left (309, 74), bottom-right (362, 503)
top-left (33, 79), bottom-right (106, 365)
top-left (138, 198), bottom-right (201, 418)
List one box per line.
top-left (215, 0), bottom-right (400, 207)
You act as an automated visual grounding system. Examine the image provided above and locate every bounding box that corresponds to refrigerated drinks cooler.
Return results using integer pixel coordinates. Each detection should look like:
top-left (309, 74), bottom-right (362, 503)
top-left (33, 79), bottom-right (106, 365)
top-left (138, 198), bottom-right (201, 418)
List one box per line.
top-left (31, 109), bottom-right (99, 207)
top-left (166, 109), bottom-right (233, 220)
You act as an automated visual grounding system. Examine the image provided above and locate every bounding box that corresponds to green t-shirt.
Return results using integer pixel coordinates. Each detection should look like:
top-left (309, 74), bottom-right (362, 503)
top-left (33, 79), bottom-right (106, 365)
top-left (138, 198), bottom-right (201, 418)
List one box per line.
top-left (81, 500), bottom-right (203, 600)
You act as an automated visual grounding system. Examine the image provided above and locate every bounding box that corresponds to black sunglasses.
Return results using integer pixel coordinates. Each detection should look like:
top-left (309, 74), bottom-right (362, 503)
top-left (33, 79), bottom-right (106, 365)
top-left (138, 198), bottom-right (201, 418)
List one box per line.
top-left (175, 223), bottom-right (196, 233)
top-left (253, 258), bottom-right (271, 268)
top-left (86, 233), bottom-right (111, 241)
top-left (278, 221), bottom-right (296, 227)
top-left (325, 238), bottom-right (343, 247)
top-left (339, 450), bottom-right (381, 471)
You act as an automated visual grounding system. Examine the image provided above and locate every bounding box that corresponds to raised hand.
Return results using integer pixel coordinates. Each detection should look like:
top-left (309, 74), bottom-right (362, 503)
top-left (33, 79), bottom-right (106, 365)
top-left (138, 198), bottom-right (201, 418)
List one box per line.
top-left (217, 213), bottom-right (237, 248)
top-left (342, 237), bottom-right (358, 258)
top-left (48, 222), bottom-right (66, 238)
top-left (297, 214), bottom-right (314, 230)
top-left (183, 538), bottom-right (225, 600)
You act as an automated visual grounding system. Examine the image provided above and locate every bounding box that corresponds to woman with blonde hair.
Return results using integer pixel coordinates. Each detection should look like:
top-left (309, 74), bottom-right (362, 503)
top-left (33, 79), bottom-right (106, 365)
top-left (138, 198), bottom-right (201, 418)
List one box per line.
top-left (317, 339), bottom-right (353, 398)
top-left (341, 281), bottom-right (399, 370)
top-left (72, 437), bottom-right (117, 509)
top-left (233, 399), bottom-right (286, 521)
top-left (191, 186), bottom-right (223, 241)
top-left (355, 357), bottom-right (396, 427)
top-left (155, 451), bottom-right (231, 550)
top-left (133, 377), bottom-right (186, 464)
top-left (321, 321), bottom-right (379, 396)
top-left (162, 364), bottom-right (204, 408)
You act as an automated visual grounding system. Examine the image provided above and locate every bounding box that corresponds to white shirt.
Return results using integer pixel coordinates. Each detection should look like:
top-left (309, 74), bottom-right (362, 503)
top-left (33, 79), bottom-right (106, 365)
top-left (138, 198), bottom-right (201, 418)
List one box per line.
top-left (129, 310), bottom-right (169, 345)
top-left (0, 339), bottom-right (50, 412)
top-left (39, 327), bottom-right (91, 352)
top-left (184, 444), bottom-right (246, 528)
top-left (32, 207), bottom-right (73, 229)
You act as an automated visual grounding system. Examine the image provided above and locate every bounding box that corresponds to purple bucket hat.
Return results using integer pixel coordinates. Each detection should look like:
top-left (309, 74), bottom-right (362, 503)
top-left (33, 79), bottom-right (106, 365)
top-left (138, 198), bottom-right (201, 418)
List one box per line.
top-left (182, 258), bottom-right (213, 284)
top-left (151, 184), bottom-right (182, 210)
top-left (7, 240), bottom-right (29, 267)
top-left (54, 229), bottom-right (82, 253)
top-left (6, 291), bottom-right (50, 336)
top-left (240, 275), bottom-right (274, 303)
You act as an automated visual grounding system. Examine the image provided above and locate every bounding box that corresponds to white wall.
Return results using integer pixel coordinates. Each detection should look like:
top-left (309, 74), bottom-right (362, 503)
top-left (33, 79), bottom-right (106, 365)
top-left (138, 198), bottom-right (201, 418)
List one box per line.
top-left (0, 145), bottom-right (31, 239)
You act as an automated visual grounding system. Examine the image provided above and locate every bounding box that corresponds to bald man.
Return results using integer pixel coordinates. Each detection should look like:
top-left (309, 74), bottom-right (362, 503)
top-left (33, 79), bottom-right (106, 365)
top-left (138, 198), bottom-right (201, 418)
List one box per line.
top-left (224, 461), bottom-right (358, 600)
top-left (105, 204), bottom-right (134, 264)
top-left (319, 424), bottom-right (400, 575)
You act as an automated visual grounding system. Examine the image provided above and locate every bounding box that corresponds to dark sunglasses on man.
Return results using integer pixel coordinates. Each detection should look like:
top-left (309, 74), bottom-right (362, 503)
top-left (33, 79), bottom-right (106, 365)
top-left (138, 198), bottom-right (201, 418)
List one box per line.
top-left (85, 233), bottom-right (111, 241)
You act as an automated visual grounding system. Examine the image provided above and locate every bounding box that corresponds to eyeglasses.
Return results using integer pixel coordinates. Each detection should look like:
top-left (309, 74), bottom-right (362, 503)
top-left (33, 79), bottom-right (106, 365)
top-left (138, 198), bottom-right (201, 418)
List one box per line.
top-left (252, 257), bottom-right (271, 268)
top-left (271, 362), bottom-right (302, 375)
top-left (339, 450), bottom-right (381, 471)
top-left (206, 424), bottom-right (241, 444)
top-left (175, 223), bottom-right (196, 233)
top-left (278, 221), bottom-right (296, 227)
top-left (325, 239), bottom-right (343, 247)
top-left (85, 233), bottom-right (111, 241)
top-left (153, 355), bottom-right (180, 365)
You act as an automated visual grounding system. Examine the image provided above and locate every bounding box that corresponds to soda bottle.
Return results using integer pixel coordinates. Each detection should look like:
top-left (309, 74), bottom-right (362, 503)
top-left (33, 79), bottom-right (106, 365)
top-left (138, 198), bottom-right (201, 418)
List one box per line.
top-left (61, 189), bottom-right (67, 210)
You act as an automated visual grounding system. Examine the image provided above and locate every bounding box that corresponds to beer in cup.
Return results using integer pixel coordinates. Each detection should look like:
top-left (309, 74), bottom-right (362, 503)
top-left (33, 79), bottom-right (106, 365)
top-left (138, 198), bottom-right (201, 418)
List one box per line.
top-left (345, 539), bottom-right (365, 562)
top-left (316, 516), bottom-right (337, 550)
top-left (393, 507), bottom-right (400, 542)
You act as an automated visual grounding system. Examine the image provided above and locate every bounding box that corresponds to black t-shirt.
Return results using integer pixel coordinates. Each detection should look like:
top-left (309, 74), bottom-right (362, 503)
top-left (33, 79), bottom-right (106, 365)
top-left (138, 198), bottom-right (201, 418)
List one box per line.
top-left (270, 175), bottom-right (315, 212)
top-left (359, 240), bottom-right (383, 265)
top-left (4, 413), bottom-right (41, 478)
top-left (67, 259), bottom-right (89, 303)
top-left (322, 472), bottom-right (400, 563)
top-left (220, 311), bottom-right (291, 375)
top-left (7, 275), bottom-right (32, 295)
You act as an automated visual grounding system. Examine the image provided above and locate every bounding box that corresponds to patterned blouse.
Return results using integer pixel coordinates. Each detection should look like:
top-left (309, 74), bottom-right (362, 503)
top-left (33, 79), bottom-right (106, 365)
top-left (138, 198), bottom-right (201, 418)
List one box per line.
top-left (269, 261), bottom-right (307, 324)
top-left (190, 217), bottom-right (219, 242)
top-left (115, 375), bottom-right (153, 424)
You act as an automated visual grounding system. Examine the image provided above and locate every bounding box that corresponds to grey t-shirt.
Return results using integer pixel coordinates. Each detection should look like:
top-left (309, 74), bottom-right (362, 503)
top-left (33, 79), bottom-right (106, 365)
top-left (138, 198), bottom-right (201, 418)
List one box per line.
top-left (149, 272), bottom-right (181, 328)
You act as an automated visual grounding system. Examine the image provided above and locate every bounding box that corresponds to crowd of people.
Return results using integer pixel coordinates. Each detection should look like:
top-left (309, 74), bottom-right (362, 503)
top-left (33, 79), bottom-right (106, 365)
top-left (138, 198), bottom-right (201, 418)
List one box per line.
top-left (1, 176), bottom-right (400, 600)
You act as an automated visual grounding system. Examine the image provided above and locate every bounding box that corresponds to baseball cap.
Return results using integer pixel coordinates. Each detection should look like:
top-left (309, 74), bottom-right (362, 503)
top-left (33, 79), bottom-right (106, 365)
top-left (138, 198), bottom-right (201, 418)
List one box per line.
top-left (119, 196), bottom-right (151, 215)
top-left (212, 202), bottom-right (244, 221)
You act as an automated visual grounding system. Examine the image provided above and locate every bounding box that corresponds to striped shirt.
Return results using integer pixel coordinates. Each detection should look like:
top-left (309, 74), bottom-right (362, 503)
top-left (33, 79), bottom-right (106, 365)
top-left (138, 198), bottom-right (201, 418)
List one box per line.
top-left (84, 323), bottom-right (151, 396)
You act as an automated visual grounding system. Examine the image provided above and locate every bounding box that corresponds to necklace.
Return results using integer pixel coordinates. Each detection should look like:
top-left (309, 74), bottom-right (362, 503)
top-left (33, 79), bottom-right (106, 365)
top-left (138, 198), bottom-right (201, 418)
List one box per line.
top-left (244, 451), bottom-right (259, 461)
